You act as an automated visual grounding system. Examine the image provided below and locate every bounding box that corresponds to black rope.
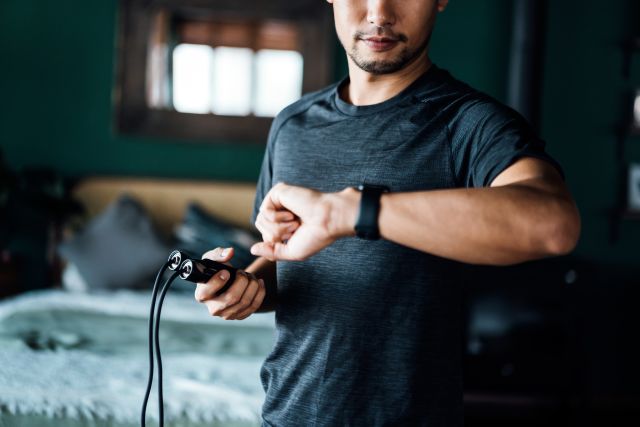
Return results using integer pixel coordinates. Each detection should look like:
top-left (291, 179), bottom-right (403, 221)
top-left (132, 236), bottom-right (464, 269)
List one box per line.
top-left (154, 270), bottom-right (180, 427)
top-left (141, 262), bottom-right (168, 427)
top-left (141, 264), bottom-right (180, 427)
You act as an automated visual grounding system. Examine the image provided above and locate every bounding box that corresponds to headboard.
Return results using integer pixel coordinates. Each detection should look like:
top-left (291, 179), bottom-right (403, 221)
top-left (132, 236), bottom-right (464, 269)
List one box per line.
top-left (71, 177), bottom-right (257, 234)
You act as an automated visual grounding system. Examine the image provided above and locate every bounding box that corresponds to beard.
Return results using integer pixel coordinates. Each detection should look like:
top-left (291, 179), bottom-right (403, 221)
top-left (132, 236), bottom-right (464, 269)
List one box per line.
top-left (347, 28), bottom-right (433, 75)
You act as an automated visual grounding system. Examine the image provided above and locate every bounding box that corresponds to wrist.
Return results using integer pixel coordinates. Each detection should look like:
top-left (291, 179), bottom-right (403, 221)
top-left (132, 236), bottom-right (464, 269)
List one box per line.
top-left (327, 187), bottom-right (361, 238)
top-left (353, 184), bottom-right (388, 240)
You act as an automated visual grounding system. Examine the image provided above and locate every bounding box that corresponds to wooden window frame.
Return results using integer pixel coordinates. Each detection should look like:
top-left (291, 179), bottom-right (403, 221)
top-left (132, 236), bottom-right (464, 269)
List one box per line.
top-left (114, 0), bottom-right (335, 143)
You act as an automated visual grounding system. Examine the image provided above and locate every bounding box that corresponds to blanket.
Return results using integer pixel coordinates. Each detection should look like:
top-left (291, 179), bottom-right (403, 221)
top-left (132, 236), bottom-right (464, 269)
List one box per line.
top-left (0, 290), bottom-right (275, 426)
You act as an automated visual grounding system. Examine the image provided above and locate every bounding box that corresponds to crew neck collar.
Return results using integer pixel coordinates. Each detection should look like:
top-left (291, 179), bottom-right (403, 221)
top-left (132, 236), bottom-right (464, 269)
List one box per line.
top-left (332, 63), bottom-right (440, 116)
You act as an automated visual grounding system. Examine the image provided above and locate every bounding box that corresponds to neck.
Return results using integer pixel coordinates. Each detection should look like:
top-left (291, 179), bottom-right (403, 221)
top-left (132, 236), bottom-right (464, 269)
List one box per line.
top-left (341, 50), bottom-right (433, 106)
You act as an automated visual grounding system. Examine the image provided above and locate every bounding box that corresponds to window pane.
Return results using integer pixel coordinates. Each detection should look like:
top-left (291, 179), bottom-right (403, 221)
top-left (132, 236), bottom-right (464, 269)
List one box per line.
top-left (211, 47), bottom-right (253, 116)
top-left (172, 44), bottom-right (213, 114)
top-left (253, 50), bottom-right (303, 117)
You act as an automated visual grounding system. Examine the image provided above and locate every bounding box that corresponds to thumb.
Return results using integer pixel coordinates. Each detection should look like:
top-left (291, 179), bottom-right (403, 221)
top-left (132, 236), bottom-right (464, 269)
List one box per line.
top-left (202, 247), bottom-right (235, 265)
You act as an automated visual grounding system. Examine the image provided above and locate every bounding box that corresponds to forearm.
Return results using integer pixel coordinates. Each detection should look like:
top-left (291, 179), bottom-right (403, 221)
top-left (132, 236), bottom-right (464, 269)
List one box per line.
top-left (333, 179), bottom-right (580, 266)
top-left (382, 182), bottom-right (579, 264)
top-left (245, 256), bottom-right (277, 312)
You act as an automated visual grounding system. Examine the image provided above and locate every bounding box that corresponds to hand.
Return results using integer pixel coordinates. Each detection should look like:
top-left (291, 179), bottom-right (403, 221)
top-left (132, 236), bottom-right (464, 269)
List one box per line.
top-left (254, 200), bottom-right (301, 245)
top-left (194, 247), bottom-right (266, 320)
top-left (251, 183), bottom-right (360, 261)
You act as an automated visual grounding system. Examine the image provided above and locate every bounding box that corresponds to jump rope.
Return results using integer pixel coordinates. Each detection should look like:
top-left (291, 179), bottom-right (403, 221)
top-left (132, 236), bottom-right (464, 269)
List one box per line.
top-left (140, 250), bottom-right (238, 427)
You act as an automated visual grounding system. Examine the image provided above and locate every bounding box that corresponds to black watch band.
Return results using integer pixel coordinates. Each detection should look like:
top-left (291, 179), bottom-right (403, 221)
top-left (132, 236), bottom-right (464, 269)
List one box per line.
top-left (354, 184), bottom-right (388, 240)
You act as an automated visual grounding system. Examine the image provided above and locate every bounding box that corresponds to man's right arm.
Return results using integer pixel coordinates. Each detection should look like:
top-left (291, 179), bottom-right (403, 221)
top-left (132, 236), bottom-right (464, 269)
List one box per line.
top-left (245, 256), bottom-right (277, 313)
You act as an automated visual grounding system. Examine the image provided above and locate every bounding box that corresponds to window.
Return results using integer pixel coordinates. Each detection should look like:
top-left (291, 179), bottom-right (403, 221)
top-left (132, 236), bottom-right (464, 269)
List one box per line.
top-left (171, 45), bottom-right (303, 117)
top-left (114, 0), bottom-right (334, 142)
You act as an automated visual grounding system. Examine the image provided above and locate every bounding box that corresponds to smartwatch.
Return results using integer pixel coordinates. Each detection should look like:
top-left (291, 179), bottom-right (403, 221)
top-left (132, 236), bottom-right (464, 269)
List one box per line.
top-left (354, 184), bottom-right (388, 240)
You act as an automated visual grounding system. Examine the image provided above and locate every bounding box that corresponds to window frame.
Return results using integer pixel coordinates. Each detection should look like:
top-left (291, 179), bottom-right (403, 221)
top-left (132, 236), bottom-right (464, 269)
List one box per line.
top-left (114, 0), bottom-right (335, 143)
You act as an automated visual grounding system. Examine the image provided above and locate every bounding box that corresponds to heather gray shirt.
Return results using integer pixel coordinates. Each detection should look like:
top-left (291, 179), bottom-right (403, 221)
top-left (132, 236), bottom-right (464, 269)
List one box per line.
top-left (252, 64), bottom-right (562, 427)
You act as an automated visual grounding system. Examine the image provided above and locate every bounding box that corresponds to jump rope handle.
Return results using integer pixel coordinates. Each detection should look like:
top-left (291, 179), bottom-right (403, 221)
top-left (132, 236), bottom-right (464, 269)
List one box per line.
top-left (168, 250), bottom-right (237, 295)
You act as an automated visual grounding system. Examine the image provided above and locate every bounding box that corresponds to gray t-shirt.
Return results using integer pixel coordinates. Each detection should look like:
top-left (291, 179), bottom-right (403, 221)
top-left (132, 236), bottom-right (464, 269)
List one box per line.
top-left (252, 64), bottom-right (562, 427)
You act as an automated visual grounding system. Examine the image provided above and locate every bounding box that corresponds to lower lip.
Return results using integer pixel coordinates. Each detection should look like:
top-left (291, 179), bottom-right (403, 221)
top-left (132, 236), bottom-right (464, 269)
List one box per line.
top-left (361, 39), bottom-right (399, 52)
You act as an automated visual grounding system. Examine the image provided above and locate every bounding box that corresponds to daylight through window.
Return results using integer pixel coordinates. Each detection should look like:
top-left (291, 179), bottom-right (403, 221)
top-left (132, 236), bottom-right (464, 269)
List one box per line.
top-left (172, 44), bottom-right (303, 117)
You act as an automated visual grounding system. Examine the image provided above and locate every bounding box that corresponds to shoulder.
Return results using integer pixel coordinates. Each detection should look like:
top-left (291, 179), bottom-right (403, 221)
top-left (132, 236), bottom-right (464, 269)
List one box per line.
top-left (418, 67), bottom-right (526, 129)
top-left (268, 83), bottom-right (338, 139)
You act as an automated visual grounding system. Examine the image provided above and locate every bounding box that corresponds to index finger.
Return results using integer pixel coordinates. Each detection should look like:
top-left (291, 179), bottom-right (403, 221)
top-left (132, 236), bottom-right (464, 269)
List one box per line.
top-left (261, 209), bottom-right (296, 223)
top-left (259, 190), bottom-right (283, 219)
top-left (260, 182), bottom-right (298, 217)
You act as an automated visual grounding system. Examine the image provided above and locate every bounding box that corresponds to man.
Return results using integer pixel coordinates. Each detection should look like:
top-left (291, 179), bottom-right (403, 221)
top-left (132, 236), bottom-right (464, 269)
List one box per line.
top-left (195, 0), bottom-right (581, 425)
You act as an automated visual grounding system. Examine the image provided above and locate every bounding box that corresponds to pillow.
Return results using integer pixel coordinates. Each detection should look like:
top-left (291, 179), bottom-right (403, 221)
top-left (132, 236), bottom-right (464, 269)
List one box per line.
top-left (173, 203), bottom-right (258, 269)
top-left (60, 262), bottom-right (89, 293)
top-left (58, 194), bottom-right (171, 290)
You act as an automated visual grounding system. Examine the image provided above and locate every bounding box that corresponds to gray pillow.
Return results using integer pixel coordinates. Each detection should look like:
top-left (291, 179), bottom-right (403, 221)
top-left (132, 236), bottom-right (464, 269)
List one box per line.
top-left (58, 194), bottom-right (170, 290)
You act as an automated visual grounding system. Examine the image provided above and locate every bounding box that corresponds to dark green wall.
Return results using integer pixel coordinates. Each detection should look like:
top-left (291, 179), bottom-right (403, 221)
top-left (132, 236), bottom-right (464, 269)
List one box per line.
top-left (541, 1), bottom-right (640, 266)
top-left (0, 0), bottom-right (264, 181)
top-left (1, 0), bottom-right (639, 267)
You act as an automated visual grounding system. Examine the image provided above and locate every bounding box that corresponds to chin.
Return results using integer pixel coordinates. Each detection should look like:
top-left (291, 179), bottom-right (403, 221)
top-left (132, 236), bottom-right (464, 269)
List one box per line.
top-left (350, 47), bottom-right (413, 75)
top-left (357, 60), bottom-right (406, 75)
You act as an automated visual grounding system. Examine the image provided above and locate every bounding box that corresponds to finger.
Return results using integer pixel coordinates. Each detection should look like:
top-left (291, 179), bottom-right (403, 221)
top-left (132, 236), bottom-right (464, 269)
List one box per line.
top-left (201, 247), bottom-right (234, 264)
top-left (253, 219), bottom-right (318, 262)
top-left (255, 217), bottom-right (299, 243)
top-left (203, 299), bottom-right (224, 317)
top-left (201, 272), bottom-right (250, 316)
top-left (220, 278), bottom-right (260, 320)
top-left (259, 187), bottom-right (284, 219)
top-left (255, 215), bottom-right (276, 243)
top-left (194, 269), bottom-right (232, 302)
top-left (267, 183), bottom-right (309, 215)
top-left (262, 209), bottom-right (296, 223)
top-left (218, 270), bottom-right (250, 304)
top-left (235, 279), bottom-right (266, 320)
top-left (250, 240), bottom-right (294, 261)
top-left (256, 207), bottom-right (286, 231)
top-left (255, 215), bottom-right (278, 239)
top-left (259, 239), bottom-right (305, 262)
top-left (250, 242), bottom-right (276, 261)
top-left (272, 241), bottom-right (297, 261)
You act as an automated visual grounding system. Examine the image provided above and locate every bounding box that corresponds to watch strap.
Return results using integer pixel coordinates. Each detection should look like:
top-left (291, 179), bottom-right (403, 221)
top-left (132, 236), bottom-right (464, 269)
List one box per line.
top-left (355, 184), bottom-right (388, 240)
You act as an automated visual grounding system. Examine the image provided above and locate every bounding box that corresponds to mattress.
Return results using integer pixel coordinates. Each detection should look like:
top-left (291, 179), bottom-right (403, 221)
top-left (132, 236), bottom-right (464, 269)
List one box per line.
top-left (0, 289), bottom-right (276, 427)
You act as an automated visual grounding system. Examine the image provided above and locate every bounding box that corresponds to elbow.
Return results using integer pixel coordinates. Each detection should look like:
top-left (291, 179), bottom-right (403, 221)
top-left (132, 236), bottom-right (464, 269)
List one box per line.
top-left (542, 201), bottom-right (581, 256)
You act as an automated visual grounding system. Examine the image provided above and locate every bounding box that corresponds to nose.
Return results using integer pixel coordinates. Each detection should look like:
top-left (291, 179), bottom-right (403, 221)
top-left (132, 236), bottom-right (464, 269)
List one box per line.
top-left (366, 0), bottom-right (396, 28)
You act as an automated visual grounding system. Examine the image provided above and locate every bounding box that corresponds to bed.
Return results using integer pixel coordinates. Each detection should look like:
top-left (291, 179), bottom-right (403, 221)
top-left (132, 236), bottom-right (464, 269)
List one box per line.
top-left (0, 177), bottom-right (273, 427)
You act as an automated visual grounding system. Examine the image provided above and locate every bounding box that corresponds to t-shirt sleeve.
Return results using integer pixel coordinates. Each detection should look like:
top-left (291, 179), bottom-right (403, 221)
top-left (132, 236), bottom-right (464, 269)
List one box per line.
top-left (448, 97), bottom-right (564, 188)
top-left (251, 120), bottom-right (278, 227)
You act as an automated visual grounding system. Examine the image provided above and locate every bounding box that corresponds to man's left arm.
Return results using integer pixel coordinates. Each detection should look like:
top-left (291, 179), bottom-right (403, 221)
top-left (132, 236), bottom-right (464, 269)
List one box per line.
top-left (374, 157), bottom-right (580, 265)
top-left (251, 157), bottom-right (581, 266)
